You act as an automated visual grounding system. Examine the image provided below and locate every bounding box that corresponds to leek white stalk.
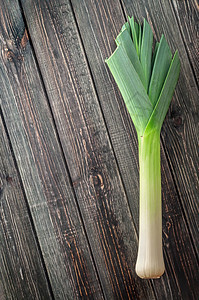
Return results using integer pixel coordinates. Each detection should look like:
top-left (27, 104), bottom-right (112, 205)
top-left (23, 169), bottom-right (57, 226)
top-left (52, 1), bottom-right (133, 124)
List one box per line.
top-left (136, 130), bottom-right (164, 278)
top-left (106, 17), bottom-right (180, 278)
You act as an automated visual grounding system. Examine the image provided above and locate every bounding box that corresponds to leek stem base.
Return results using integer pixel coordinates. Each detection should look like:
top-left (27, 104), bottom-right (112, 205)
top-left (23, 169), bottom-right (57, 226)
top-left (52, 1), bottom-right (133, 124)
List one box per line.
top-left (135, 130), bottom-right (165, 279)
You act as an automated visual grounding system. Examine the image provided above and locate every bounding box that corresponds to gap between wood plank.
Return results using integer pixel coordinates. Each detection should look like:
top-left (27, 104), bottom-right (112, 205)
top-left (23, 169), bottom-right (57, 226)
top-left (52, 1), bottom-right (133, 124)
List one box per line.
top-left (17, 2), bottom-right (106, 298)
top-left (0, 107), bottom-right (55, 300)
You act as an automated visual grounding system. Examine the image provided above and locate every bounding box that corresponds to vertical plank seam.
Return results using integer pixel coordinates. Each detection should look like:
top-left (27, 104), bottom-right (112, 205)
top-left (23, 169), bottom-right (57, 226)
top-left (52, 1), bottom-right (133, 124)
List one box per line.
top-left (119, 0), bottom-right (128, 21)
top-left (0, 107), bottom-right (55, 300)
top-left (17, 1), bottom-right (106, 298)
top-left (169, 0), bottom-right (199, 90)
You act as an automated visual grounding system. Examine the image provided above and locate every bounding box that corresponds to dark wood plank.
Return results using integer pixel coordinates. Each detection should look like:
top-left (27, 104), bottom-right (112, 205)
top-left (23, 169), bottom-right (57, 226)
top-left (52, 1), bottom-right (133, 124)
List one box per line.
top-left (0, 116), bottom-right (52, 300)
top-left (20, 0), bottom-right (156, 299)
top-left (69, 0), bottom-right (199, 298)
top-left (171, 0), bottom-right (199, 82)
top-left (0, 1), bottom-right (104, 299)
top-left (121, 0), bottom-right (199, 257)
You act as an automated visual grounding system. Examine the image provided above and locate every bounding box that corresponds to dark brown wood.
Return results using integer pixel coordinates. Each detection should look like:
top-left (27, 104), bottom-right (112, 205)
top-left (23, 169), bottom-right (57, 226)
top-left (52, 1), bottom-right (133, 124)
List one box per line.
top-left (0, 116), bottom-right (52, 300)
top-left (0, 1), bottom-right (103, 299)
top-left (171, 0), bottom-right (199, 82)
top-left (20, 0), bottom-right (157, 299)
top-left (69, 0), bottom-right (199, 298)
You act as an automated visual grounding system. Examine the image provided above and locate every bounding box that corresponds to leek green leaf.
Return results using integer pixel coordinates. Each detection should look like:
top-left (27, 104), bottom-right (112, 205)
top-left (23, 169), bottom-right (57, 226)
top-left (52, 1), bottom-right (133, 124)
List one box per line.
top-left (140, 19), bottom-right (153, 90)
top-left (128, 16), bottom-right (139, 56)
top-left (152, 41), bottom-right (159, 68)
top-left (105, 44), bottom-right (152, 135)
top-left (121, 21), bottom-right (130, 35)
top-left (138, 22), bottom-right (142, 57)
top-left (115, 29), bottom-right (146, 87)
top-left (145, 51), bottom-right (180, 134)
top-left (148, 35), bottom-right (172, 106)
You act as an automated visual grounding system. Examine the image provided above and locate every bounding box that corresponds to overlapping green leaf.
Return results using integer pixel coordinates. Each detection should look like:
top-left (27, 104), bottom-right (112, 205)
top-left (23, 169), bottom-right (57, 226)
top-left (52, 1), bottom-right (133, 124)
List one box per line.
top-left (140, 19), bottom-right (153, 91)
top-left (106, 44), bottom-right (152, 135)
top-left (115, 28), bottom-right (146, 87)
top-left (148, 35), bottom-right (172, 106)
top-left (106, 18), bottom-right (180, 137)
top-left (138, 22), bottom-right (142, 56)
top-left (121, 21), bottom-right (130, 35)
top-left (152, 42), bottom-right (159, 67)
top-left (145, 51), bottom-right (180, 134)
top-left (128, 16), bottom-right (139, 56)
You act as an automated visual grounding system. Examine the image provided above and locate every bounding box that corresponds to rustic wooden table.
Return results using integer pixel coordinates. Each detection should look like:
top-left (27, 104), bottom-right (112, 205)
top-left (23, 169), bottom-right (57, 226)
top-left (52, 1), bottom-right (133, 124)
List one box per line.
top-left (0, 0), bottom-right (198, 299)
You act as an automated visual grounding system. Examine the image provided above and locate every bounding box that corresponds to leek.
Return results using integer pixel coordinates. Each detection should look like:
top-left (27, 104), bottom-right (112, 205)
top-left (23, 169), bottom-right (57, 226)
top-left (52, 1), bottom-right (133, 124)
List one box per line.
top-left (105, 17), bottom-right (180, 279)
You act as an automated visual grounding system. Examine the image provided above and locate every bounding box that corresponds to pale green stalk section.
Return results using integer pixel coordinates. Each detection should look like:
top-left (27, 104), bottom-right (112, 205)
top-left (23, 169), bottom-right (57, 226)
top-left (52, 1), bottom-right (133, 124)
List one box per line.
top-left (136, 130), bottom-right (164, 278)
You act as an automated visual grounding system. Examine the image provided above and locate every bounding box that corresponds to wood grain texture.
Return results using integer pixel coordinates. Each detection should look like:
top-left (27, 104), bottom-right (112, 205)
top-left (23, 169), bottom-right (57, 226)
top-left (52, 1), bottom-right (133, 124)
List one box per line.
top-left (0, 1), bottom-right (103, 299)
top-left (0, 116), bottom-right (52, 300)
top-left (171, 0), bottom-right (199, 82)
top-left (20, 0), bottom-right (156, 299)
top-left (0, 0), bottom-right (198, 299)
top-left (70, 0), bottom-right (199, 298)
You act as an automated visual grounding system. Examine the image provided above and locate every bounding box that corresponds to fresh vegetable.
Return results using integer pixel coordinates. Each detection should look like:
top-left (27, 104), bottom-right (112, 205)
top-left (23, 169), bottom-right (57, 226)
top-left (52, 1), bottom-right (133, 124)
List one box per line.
top-left (105, 17), bottom-right (180, 279)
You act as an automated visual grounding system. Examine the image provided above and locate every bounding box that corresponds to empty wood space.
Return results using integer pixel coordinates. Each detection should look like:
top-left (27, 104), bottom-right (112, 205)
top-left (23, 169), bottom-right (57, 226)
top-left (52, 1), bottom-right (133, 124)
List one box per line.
top-left (0, 0), bottom-right (198, 299)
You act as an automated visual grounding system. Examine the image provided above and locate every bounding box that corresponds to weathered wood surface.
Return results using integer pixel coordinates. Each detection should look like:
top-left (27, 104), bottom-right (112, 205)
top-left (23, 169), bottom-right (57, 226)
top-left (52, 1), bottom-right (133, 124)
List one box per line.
top-left (0, 1), bottom-right (104, 299)
top-left (0, 0), bottom-right (198, 299)
top-left (0, 116), bottom-right (52, 299)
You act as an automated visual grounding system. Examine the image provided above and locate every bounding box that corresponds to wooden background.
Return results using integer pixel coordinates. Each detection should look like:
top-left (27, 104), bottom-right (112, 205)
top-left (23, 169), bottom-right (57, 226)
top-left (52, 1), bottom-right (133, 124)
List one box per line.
top-left (0, 0), bottom-right (198, 299)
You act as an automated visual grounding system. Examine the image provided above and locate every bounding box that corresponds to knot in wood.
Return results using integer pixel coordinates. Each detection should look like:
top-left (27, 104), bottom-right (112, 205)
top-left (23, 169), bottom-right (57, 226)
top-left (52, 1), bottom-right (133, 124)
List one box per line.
top-left (174, 116), bottom-right (183, 126)
top-left (2, 45), bottom-right (16, 62)
top-left (170, 109), bottom-right (183, 127)
top-left (6, 50), bottom-right (15, 61)
top-left (6, 176), bottom-right (13, 184)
